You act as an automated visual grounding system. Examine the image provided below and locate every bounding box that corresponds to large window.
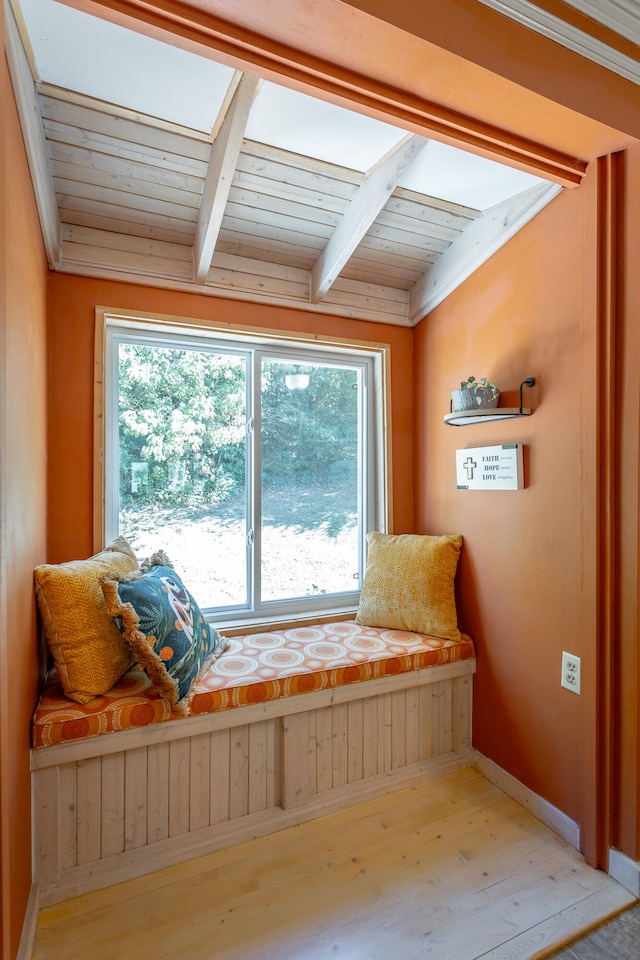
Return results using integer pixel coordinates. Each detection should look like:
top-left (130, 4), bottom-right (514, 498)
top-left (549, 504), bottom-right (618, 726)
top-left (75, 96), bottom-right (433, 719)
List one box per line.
top-left (100, 313), bottom-right (387, 624)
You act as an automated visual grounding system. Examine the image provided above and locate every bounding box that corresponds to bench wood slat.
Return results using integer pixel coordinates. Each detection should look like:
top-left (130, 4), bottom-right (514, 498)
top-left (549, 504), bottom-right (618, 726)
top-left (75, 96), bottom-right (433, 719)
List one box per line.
top-left (147, 742), bottom-right (170, 844)
top-left (101, 752), bottom-right (125, 858)
top-left (77, 757), bottom-right (102, 865)
top-left (169, 740), bottom-right (190, 837)
top-left (209, 729), bottom-right (231, 826)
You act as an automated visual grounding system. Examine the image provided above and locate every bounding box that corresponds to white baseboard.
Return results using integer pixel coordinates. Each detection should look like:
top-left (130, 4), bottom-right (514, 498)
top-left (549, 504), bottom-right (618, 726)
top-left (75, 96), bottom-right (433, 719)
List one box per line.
top-left (608, 847), bottom-right (640, 898)
top-left (471, 749), bottom-right (581, 850)
top-left (17, 882), bottom-right (39, 960)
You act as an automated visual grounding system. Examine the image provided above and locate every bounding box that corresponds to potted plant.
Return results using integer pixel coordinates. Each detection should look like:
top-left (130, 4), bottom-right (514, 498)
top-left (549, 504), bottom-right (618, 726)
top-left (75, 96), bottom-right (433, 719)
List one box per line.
top-left (451, 376), bottom-right (500, 412)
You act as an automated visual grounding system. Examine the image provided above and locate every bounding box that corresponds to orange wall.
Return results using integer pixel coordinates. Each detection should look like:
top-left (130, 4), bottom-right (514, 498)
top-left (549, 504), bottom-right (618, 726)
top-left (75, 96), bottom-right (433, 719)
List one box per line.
top-left (618, 143), bottom-right (640, 861)
top-left (413, 146), bottom-right (640, 865)
top-left (414, 176), bottom-right (596, 826)
top-left (0, 47), bottom-right (48, 960)
top-left (341, 0), bottom-right (640, 139)
top-left (46, 277), bottom-right (414, 562)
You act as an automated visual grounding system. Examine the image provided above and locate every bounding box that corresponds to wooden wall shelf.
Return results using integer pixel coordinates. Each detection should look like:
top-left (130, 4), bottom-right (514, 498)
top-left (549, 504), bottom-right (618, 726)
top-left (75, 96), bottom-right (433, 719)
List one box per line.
top-left (444, 377), bottom-right (535, 426)
top-left (444, 408), bottom-right (532, 426)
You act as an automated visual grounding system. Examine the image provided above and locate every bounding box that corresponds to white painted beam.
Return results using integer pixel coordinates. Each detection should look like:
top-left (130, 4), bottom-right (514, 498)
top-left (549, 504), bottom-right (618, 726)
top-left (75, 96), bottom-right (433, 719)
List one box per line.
top-left (310, 135), bottom-right (428, 303)
top-left (4, 0), bottom-right (61, 266)
top-left (409, 181), bottom-right (562, 323)
top-left (194, 73), bottom-right (261, 284)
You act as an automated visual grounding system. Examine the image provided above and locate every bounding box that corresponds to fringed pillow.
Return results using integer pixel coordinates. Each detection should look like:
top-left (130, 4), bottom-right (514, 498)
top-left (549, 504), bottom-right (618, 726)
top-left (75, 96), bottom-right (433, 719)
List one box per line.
top-left (101, 553), bottom-right (228, 715)
top-left (356, 532), bottom-right (463, 642)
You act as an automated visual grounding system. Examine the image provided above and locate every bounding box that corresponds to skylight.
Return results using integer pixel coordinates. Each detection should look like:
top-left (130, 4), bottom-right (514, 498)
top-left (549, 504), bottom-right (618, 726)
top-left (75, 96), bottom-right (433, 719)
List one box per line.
top-left (244, 83), bottom-right (407, 173)
top-left (400, 141), bottom-right (545, 210)
top-left (19, 0), bottom-right (235, 131)
top-left (18, 0), bottom-right (549, 212)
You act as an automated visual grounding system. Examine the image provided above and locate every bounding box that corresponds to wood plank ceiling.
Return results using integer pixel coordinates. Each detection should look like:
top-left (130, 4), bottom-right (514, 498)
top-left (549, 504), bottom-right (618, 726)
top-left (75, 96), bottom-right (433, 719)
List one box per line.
top-left (4, 0), bottom-right (574, 326)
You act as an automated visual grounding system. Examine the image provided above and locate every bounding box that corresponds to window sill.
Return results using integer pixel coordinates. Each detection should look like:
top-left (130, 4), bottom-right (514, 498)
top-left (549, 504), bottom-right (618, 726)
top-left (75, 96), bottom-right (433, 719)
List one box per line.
top-left (215, 608), bottom-right (359, 637)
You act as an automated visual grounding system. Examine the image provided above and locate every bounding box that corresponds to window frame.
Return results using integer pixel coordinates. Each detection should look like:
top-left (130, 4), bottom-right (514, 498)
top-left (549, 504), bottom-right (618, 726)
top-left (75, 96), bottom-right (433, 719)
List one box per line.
top-left (95, 307), bottom-right (391, 627)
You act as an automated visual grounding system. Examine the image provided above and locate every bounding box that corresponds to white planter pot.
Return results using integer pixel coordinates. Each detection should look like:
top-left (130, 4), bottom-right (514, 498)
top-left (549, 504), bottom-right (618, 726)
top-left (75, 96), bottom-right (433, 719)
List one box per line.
top-left (451, 388), bottom-right (500, 412)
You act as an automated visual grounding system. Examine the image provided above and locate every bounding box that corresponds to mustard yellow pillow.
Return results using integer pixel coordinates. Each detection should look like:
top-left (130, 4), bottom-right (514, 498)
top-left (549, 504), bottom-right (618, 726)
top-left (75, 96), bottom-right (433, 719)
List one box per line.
top-left (34, 537), bottom-right (139, 703)
top-left (356, 532), bottom-right (463, 641)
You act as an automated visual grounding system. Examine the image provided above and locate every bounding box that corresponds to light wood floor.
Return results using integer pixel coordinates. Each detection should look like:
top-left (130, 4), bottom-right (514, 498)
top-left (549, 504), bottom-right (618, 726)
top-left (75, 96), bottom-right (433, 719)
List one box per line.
top-left (32, 768), bottom-right (635, 960)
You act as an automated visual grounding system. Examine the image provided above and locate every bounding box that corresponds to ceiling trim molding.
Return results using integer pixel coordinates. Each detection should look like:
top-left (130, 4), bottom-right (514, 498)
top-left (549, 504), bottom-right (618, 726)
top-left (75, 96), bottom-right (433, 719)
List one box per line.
top-left (194, 73), bottom-right (261, 283)
top-left (54, 260), bottom-right (415, 326)
top-left (4, 0), bottom-right (61, 266)
top-left (57, 0), bottom-right (587, 187)
top-left (409, 181), bottom-right (562, 322)
top-left (311, 135), bottom-right (428, 302)
top-left (532, 0), bottom-right (640, 57)
top-left (35, 81), bottom-right (215, 142)
top-left (477, 0), bottom-right (640, 85)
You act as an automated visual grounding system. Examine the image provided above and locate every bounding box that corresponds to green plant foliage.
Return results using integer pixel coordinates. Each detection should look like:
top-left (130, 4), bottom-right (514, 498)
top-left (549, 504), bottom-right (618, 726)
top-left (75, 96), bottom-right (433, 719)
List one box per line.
top-left (117, 346), bottom-right (360, 511)
top-left (459, 375), bottom-right (499, 397)
top-left (261, 360), bottom-right (358, 487)
top-left (118, 344), bottom-right (247, 508)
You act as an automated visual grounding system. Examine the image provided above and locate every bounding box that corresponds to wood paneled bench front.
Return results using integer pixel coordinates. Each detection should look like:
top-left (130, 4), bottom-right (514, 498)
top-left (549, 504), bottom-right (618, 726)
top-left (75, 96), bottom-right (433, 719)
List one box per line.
top-left (31, 620), bottom-right (476, 905)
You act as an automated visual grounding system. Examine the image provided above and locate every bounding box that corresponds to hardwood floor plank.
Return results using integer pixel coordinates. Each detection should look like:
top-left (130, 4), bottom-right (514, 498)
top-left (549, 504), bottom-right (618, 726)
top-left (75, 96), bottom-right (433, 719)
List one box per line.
top-left (31, 769), bottom-right (634, 960)
top-left (478, 885), bottom-right (637, 959)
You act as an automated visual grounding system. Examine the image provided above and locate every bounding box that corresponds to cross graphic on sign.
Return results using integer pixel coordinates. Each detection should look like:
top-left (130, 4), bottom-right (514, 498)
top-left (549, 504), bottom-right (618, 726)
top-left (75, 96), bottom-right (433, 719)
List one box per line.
top-left (463, 456), bottom-right (477, 480)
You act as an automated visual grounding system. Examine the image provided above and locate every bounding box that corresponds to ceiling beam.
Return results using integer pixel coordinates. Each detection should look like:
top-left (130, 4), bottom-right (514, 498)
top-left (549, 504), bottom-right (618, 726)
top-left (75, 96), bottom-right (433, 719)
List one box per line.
top-left (193, 72), bottom-right (261, 283)
top-left (57, 0), bottom-right (593, 182)
top-left (4, 0), bottom-right (61, 266)
top-left (408, 181), bottom-right (562, 323)
top-left (311, 135), bottom-right (427, 302)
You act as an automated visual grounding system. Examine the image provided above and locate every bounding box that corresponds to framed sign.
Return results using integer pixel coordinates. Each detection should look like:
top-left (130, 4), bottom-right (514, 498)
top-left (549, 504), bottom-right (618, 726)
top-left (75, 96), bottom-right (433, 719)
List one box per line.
top-left (456, 444), bottom-right (524, 490)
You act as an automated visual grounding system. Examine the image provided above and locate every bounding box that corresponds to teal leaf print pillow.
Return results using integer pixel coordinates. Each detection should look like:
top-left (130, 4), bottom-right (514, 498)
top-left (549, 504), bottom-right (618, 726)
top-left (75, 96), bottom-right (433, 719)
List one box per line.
top-left (101, 565), bottom-right (228, 714)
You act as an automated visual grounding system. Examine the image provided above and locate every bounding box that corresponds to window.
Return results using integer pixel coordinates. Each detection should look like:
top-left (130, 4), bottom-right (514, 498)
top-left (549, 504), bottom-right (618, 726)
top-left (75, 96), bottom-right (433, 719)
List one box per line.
top-left (99, 311), bottom-right (388, 624)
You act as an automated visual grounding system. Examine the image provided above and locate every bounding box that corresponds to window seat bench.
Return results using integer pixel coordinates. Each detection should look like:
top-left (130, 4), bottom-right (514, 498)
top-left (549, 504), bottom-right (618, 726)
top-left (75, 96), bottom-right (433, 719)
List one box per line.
top-left (31, 620), bottom-right (476, 905)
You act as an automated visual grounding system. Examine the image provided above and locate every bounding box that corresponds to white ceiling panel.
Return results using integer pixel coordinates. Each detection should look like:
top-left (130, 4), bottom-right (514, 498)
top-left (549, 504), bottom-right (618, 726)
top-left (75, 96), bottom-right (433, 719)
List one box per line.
top-left (19, 0), bottom-right (236, 131)
top-left (245, 82), bottom-right (408, 173)
top-left (400, 141), bottom-right (545, 211)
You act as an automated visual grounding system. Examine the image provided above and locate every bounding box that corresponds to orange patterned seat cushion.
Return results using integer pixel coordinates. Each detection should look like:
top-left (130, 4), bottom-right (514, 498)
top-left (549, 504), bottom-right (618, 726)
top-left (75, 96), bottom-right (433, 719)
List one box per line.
top-left (32, 620), bottom-right (475, 748)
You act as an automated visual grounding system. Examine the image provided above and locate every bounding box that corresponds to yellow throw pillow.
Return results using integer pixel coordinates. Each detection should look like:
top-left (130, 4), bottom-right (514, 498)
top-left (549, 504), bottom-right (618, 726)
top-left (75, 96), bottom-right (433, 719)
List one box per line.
top-left (356, 532), bottom-right (463, 641)
top-left (34, 537), bottom-right (138, 703)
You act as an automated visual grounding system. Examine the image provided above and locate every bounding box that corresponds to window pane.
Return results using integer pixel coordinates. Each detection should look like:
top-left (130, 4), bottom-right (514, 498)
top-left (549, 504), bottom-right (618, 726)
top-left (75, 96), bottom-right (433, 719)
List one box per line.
top-left (116, 341), bottom-right (247, 608)
top-left (260, 358), bottom-right (360, 602)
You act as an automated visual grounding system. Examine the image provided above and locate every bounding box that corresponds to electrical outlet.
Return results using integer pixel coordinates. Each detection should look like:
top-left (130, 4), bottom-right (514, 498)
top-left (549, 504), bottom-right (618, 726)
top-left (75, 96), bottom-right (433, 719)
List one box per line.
top-left (561, 651), bottom-right (581, 695)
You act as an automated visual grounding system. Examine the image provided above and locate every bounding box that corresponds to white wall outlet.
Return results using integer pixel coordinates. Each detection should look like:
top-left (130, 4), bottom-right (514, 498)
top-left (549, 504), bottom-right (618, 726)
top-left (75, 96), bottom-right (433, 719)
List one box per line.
top-left (561, 651), bottom-right (581, 694)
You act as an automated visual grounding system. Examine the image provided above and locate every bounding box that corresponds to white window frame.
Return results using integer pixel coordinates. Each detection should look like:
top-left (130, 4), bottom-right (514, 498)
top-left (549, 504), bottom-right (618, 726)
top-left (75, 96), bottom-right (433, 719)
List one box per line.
top-left (95, 307), bottom-right (390, 626)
